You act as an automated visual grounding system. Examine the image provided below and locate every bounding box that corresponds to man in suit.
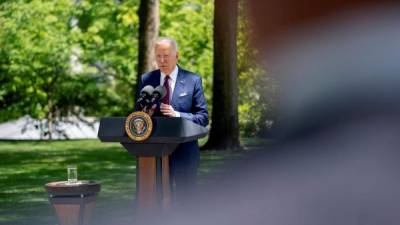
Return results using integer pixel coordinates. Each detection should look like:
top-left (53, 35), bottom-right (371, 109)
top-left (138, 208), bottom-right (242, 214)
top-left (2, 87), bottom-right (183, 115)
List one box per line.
top-left (135, 37), bottom-right (208, 197)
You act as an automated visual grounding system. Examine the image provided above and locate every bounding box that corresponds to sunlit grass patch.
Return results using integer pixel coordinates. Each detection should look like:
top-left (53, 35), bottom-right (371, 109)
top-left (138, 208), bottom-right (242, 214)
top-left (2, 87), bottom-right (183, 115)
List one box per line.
top-left (0, 138), bottom-right (265, 225)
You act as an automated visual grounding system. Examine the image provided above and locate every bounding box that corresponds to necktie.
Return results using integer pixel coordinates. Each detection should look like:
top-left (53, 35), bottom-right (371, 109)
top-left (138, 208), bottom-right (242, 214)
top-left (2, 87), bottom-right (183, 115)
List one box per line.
top-left (162, 75), bottom-right (171, 104)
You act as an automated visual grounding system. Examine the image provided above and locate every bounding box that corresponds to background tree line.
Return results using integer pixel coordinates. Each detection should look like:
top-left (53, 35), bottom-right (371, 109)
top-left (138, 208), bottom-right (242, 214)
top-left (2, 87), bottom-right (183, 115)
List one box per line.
top-left (0, 0), bottom-right (276, 145)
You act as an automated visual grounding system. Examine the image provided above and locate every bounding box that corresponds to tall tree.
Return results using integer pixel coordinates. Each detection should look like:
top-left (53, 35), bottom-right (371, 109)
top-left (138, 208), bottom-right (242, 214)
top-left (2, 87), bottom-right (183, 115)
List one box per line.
top-left (137, 0), bottom-right (159, 88)
top-left (203, 0), bottom-right (240, 150)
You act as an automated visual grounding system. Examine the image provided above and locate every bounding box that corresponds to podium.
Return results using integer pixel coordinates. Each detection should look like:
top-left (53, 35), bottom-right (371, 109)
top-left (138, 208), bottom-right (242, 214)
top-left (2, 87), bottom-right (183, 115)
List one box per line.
top-left (97, 117), bottom-right (208, 212)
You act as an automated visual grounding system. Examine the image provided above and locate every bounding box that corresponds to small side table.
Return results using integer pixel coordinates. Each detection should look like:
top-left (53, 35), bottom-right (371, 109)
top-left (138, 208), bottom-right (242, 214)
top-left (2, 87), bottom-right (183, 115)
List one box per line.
top-left (45, 181), bottom-right (101, 225)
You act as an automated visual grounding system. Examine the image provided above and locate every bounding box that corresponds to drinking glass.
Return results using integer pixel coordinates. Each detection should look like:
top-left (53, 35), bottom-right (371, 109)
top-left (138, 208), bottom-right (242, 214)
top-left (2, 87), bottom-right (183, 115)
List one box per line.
top-left (67, 165), bottom-right (78, 183)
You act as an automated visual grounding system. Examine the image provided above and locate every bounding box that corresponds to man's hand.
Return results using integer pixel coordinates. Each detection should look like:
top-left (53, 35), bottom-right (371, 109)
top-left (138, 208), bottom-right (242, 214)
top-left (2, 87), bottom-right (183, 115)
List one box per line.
top-left (160, 103), bottom-right (179, 117)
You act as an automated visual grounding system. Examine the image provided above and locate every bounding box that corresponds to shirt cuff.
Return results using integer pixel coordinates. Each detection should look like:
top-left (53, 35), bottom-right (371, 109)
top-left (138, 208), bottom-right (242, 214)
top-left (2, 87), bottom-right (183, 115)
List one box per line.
top-left (175, 111), bottom-right (180, 117)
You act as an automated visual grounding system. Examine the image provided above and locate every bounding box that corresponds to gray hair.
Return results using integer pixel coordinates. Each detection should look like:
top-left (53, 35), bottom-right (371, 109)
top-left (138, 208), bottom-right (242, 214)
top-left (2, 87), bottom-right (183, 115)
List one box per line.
top-left (155, 37), bottom-right (179, 53)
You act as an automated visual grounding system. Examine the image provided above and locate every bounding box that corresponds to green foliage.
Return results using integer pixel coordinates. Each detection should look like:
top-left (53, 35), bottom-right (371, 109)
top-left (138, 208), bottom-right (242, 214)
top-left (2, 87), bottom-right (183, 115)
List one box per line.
top-left (0, 0), bottom-right (141, 123)
top-left (71, 0), bottom-right (141, 116)
top-left (0, 0), bottom-right (74, 121)
top-left (0, 0), bottom-right (276, 137)
top-left (237, 2), bottom-right (278, 137)
top-left (160, 0), bottom-right (214, 109)
top-left (0, 1), bottom-right (107, 123)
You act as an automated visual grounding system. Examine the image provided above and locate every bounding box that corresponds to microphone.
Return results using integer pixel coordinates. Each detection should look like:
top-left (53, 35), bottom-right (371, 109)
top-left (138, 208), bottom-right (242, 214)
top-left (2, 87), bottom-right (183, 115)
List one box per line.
top-left (136, 85), bottom-right (154, 110)
top-left (149, 85), bottom-right (167, 106)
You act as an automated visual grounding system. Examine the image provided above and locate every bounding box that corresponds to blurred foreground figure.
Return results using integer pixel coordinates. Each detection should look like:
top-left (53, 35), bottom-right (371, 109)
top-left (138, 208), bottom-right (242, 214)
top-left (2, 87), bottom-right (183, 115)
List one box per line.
top-left (144, 1), bottom-right (400, 225)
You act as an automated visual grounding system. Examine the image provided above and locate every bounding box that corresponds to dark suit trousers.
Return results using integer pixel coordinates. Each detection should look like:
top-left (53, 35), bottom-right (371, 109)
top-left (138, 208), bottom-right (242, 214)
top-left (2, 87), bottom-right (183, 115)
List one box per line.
top-left (169, 140), bottom-right (200, 199)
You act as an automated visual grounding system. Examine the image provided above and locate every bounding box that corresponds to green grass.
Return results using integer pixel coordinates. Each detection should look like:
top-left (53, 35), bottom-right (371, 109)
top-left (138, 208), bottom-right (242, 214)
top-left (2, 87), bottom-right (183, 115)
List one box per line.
top-left (0, 139), bottom-right (263, 225)
top-left (0, 140), bottom-right (135, 225)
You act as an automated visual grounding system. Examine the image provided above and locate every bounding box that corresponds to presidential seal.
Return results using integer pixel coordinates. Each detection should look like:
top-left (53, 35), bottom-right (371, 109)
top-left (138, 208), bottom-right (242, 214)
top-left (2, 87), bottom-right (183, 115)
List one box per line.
top-left (125, 111), bottom-right (153, 141)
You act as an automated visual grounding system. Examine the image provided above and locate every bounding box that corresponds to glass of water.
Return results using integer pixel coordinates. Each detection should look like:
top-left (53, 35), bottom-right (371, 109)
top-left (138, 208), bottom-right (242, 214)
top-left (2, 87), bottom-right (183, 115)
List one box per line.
top-left (67, 165), bottom-right (78, 183)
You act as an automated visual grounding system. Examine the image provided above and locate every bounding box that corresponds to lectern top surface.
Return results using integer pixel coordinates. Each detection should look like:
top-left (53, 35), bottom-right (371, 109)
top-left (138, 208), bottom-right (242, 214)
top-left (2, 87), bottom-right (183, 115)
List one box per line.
top-left (98, 117), bottom-right (208, 143)
top-left (45, 180), bottom-right (101, 195)
top-left (46, 180), bottom-right (99, 187)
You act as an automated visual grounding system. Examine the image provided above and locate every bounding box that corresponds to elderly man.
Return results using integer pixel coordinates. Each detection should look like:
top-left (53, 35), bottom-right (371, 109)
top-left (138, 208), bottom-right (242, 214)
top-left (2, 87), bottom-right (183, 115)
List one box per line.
top-left (135, 37), bottom-right (208, 197)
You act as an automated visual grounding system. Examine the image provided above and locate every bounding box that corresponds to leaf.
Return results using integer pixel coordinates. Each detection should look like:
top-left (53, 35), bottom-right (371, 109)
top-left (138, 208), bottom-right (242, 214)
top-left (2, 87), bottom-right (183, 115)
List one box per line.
top-left (92, 35), bottom-right (103, 45)
top-left (44, 15), bottom-right (58, 23)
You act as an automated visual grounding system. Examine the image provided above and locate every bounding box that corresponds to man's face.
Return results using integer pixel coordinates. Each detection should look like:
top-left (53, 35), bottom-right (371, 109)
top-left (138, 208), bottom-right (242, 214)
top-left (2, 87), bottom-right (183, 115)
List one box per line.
top-left (155, 42), bottom-right (178, 75)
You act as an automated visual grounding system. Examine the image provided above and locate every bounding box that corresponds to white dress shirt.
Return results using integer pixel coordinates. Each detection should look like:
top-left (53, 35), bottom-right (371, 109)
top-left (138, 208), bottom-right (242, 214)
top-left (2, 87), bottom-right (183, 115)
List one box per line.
top-left (160, 65), bottom-right (180, 117)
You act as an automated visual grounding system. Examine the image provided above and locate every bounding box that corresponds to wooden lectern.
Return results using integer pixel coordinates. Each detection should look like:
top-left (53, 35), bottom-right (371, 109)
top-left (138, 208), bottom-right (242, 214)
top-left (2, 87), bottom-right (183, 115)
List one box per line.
top-left (97, 117), bottom-right (208, 213)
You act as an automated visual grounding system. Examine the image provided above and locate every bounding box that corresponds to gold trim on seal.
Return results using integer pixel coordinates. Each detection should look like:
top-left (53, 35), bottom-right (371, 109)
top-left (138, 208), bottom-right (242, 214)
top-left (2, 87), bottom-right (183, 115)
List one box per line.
top-left (125, 111), bottom-right (153, 141)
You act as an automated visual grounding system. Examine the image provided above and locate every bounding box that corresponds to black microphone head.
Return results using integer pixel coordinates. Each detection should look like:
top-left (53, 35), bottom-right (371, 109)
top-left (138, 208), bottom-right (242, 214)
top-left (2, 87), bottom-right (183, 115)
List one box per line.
top-left (153, 85), bottom-right (167, 99)
top-left (141, 85), bottom-right (154, 95)
top-left (148, 86), bottom-right (167, 105)
top-left (137, 85), bottom-right (154, 109)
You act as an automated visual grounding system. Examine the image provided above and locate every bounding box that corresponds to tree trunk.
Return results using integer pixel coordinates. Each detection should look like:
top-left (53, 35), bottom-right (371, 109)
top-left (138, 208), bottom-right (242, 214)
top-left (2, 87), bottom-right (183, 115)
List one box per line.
top-left (203, 0), bottom-right (240, 150)
top-left (137, 0), bottom-right (159, 92)
top-left (47, 96), bottom-right (53, 141)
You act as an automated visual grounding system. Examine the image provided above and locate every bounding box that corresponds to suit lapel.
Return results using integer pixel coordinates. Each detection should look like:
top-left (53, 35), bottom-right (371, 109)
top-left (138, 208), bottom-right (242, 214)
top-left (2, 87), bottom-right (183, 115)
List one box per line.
top-left (152, 70), bottom-right (161, 87)
top-left (149, 70), bottom-right (162, 117)
top-left (171, 67), bottom-right (185, 109)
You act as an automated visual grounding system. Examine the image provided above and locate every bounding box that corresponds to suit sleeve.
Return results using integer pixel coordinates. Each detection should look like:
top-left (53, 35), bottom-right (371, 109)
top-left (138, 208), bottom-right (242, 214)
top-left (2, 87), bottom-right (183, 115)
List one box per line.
top-left (179, 77), bottom-right (209, 127)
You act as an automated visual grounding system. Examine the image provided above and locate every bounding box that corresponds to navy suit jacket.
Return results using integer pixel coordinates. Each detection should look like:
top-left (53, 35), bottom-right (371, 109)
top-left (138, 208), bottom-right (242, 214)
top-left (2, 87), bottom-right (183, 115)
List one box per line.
top-left (135, 66), bottom-right (209, 173)
top-left (135, 66), bottom-right (208, 127)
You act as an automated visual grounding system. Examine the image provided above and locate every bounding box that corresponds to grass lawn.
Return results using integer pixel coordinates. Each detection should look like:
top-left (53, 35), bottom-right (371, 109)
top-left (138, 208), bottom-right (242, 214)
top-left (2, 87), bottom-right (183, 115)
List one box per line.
top-left (0, 139), bottom-right (259, 225)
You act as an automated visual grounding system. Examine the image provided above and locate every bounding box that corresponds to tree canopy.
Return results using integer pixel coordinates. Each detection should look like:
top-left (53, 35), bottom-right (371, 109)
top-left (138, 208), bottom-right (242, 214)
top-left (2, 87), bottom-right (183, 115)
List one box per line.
top-left (0, 0), bottom-right (275, 138)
